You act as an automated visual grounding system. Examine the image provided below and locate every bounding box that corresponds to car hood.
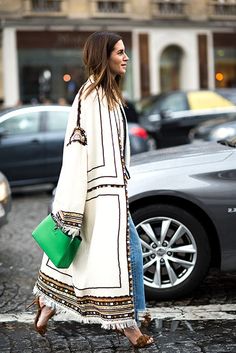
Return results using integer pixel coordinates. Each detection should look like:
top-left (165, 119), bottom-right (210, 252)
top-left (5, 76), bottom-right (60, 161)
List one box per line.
top-left (130, 142), bottom-right (232, 173)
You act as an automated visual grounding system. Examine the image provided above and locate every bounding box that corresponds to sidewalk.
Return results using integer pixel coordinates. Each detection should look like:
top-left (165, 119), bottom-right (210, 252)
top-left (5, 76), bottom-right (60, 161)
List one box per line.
top-left (1, 193), bottom-right (236, 352)
top-left (1, 313), bottom-right (236, 352)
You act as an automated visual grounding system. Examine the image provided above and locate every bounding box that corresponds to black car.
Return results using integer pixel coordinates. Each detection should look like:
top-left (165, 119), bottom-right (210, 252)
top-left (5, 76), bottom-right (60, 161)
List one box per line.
top-left (216, 88), bottom-right (236, 105)
top-left (0, 105), bottom-right (153, 187)
top-left (137, 90), bottom-right (236, 148)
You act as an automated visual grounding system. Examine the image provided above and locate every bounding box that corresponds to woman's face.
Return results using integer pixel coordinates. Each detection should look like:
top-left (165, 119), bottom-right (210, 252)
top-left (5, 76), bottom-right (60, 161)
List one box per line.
top-left (108, 40), bottom-right (129, 77)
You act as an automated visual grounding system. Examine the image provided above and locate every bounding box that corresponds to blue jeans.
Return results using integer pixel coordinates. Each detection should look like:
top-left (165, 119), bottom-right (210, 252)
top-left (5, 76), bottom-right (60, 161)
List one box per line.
top-left (129, 216), bottom-right (146, 322)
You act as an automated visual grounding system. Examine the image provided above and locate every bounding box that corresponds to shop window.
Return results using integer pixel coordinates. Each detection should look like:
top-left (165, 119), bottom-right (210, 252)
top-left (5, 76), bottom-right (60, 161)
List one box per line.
top-left (215, 47), bottom-right (236, 88)
top-left (17, 31), bottom-right (133, 103)
top-left (18, 49), bottom-right (85, 104)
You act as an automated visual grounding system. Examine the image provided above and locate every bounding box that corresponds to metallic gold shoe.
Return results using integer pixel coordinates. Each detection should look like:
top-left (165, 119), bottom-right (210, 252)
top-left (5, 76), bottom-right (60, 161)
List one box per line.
top-left (26, 297), bottom-right (55, 336)
top-left (132, 334), bottom-right (154, 348)
top-left (114, 327), bottom-right (154, 348)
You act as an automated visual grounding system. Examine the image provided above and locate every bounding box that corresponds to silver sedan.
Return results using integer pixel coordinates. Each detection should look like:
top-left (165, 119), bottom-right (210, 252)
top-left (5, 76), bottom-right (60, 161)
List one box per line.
top-left (129, 139), bottom-right (236, 300)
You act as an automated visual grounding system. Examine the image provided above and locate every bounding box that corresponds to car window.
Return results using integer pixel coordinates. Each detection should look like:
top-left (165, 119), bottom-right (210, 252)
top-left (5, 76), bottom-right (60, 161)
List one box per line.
top-left (137, 95), bottom-right (162, 116)
top-left (0, 111), bottom-right (40, 135)
top-left (46, 110), bottom-right (69, 132)
top-left (159, 92), bottom-right (188, 112)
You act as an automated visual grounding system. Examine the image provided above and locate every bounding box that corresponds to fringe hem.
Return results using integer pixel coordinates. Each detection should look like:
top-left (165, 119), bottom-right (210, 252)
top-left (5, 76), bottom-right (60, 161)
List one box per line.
top-left (33, 286), bottom-right (138, 330)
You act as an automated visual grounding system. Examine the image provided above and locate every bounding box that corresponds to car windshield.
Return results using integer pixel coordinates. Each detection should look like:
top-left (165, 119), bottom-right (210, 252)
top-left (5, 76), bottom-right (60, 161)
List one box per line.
top-left (218, 136), bottom-right (236, 147)
top-left (136, 92), bottom-right (188, 116)
top-left (135, 95), bottom-right (163, 116)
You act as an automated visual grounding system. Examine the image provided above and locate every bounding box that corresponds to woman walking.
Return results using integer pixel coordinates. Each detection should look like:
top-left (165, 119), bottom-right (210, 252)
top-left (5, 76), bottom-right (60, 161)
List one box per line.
top-left (31, 31), bottom-right (154, 348)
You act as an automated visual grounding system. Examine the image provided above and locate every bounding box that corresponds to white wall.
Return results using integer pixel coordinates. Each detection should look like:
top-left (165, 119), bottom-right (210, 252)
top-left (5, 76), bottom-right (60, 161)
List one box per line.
top-left (149, 29), bottom-right (200, 95)
top-left (207, 31), bottom-right (215, 90)
top-left (132, 30), bottom-right (141, 100)
top-left (2, 27), bottom-right (20, 107)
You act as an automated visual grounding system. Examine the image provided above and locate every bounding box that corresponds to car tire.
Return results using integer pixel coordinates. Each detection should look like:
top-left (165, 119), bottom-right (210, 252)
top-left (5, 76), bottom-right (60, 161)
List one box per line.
top-left (131, 203), bottom-right (211, 300)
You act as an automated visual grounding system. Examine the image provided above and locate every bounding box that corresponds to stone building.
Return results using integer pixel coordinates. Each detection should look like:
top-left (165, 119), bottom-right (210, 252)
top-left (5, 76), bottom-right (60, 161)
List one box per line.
top-left (0, 0), bottom-right (236, 106)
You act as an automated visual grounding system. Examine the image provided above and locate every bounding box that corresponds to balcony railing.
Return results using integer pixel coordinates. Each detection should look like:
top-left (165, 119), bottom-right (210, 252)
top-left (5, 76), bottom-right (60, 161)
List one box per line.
top-left (209, 0), bottom-right (236, 19)
top-left (152, 0), bottom-right (187, 18)
top-left (91, 0), bottom-right (130, 17)
top-left (23, 0), bottom-right (66, 15)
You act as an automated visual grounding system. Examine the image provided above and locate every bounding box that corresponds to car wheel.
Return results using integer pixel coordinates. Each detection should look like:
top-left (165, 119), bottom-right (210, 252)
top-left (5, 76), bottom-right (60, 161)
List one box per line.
top-left (131, 204), bottom-right (211, 300)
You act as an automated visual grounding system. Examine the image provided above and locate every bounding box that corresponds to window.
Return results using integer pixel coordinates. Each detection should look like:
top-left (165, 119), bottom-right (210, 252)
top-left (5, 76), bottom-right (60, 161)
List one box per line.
top-left (31, 0), bottom-right (61, 12)
top-left (153, 0), bottom-right (186, 17)
top-left (160, 45), bottom-right (183, 92)
top-left (215, 47), bottom-right (236, 88)
top-left (97, 0), bottom-right (124, 13)
top-left (210, 0), bottom-right (236, 16)
top-left (159, 92), bottom-right (187, 112)
top-left (46, 110), bottom-right (69, 132)
top-left (1, 112), bottom-right (41, 135)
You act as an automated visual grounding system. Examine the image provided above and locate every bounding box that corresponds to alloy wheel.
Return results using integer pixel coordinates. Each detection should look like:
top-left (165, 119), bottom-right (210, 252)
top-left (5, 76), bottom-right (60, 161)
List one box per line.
top-left (136, 216), bottom-right (197, 289)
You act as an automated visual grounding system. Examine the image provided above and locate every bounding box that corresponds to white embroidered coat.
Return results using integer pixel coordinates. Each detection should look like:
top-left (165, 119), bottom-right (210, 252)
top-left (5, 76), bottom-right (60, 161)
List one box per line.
top-left (34, 79), bottom-right (136, 329)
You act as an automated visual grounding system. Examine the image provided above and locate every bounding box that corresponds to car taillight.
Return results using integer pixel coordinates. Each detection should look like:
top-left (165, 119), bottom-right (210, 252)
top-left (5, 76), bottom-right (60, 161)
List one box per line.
top-left (130, 126), bottom-right (148, 139)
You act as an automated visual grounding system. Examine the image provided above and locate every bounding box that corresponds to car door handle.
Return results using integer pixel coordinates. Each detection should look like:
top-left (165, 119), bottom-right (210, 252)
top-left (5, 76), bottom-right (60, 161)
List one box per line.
top-left (31, 138), bottom-right (41, 144)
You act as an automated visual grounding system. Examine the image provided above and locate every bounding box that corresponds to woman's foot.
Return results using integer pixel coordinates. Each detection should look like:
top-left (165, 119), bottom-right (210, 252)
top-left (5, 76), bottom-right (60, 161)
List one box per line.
top-left (123, 326), bottom-right (154, 348)
top-left (34, 297), bottom-right (55, 336)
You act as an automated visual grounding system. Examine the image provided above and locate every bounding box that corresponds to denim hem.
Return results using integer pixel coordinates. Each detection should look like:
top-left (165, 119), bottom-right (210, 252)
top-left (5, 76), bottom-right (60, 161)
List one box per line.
top-left (129, 216), bottom-right (146, 321)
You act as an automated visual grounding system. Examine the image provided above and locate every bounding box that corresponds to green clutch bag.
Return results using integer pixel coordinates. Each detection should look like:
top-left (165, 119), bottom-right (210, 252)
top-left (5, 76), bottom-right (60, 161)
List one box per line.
top-left (32, 214), bottom-right (81, 268)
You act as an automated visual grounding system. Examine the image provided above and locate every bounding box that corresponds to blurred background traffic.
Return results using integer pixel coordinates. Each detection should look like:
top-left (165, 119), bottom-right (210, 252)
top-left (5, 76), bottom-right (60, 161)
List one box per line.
top-left (0, 0), bottom-right (236, 300)
top-left (0, 0), bottom-right (235, 190)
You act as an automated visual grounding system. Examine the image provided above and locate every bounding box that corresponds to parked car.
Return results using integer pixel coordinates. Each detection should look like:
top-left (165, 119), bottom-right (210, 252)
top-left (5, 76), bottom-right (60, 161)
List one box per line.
top-left (0, 171), bottom-right (11, 227)
top-left (128, 138), bottom-right (236, 300)
top-left (216, 88), bottom-right (236, 105)
top-left (190, 115), bottom-right (236, 142)
top-left (0, 105), bottom-right (153, 187)
top-left (137, 90), bottom-right (235, 148)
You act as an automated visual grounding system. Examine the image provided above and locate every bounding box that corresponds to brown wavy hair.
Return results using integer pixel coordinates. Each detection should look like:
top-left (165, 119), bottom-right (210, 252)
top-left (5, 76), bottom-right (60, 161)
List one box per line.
top-left (83, 31), bottom-right (125, 110)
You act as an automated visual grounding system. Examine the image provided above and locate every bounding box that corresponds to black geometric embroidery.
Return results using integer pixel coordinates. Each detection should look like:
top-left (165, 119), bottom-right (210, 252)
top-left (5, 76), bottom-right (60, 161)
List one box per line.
top-left (66, 126), bottom-right (87, 146)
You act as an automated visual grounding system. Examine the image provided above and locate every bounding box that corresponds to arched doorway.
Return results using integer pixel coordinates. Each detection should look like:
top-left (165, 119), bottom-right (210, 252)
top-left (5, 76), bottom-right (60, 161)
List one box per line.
top-left (160, 45), bottom-right (183, 92)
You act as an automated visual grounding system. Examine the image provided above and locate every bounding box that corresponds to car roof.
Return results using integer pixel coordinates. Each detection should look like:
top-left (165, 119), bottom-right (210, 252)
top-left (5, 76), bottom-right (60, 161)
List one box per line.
top-left (139, 90), bottom-right (235, 116)
top-left (0, 105), bottom-right (71, 122)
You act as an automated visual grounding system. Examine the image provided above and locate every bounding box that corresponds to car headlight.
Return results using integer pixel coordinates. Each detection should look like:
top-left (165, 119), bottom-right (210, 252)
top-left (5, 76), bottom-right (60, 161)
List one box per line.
top-left (0, 180), bottom-right (10, 202)
top-left (210, 127), bottom-right (236, 140)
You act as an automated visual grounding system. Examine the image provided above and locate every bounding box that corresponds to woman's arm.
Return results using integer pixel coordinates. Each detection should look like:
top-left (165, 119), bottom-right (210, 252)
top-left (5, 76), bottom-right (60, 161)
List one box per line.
top-left (52, 92), bottom-right (88, 238)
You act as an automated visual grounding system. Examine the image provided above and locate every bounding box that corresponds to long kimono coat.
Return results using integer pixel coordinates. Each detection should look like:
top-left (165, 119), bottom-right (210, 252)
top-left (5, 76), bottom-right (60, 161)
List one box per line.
top-left (34, 78), bottom-right (136, 329)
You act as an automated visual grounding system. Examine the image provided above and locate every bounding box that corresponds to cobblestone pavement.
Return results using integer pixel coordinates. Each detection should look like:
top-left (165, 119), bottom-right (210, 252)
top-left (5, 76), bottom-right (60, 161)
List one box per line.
top-left (0, 190), bottom-right (236, 353)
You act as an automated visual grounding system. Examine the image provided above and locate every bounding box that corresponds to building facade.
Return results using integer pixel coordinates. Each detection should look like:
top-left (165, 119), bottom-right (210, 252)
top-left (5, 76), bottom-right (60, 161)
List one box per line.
top-left (0, 0), bottom-right (236, 106)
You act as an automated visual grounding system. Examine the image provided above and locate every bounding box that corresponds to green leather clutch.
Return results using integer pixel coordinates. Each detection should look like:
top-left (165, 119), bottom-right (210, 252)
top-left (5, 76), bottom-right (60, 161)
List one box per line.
top-left (32, 214), bottom-right (81, 268)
